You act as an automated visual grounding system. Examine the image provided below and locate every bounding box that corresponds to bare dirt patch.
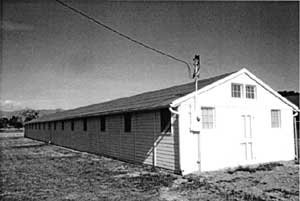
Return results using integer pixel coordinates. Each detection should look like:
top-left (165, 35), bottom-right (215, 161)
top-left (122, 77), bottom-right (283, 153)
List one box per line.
top-left (1, 132), bottom-right (299, 201)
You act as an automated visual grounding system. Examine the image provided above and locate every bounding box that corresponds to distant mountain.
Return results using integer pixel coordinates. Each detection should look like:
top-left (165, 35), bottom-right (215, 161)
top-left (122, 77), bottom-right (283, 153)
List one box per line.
top-left (0, 109), bottom-right (64, 119)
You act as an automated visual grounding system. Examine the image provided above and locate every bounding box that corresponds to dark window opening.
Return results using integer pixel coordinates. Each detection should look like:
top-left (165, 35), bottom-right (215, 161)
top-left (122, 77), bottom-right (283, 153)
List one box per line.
top-left (61, 121), bottom-right (64, 130)
top-left (100, 116), bottom-right (106, 132)
top-left (38, 123), bottom-right (41, 130)
top-left (48, 122), bottom-right (51, 130)
top-left (54, 122), bottom-right (56, 130)
top-left (43, 123), bottom-right (46, 130)
top-left (83, 119), bottom-right (87, 131)
top-left (124, 113), bottom-right (132, 132)
top-left (160, 108), bottom-right (171, 133)
top-left (71, 120), bottom-right (74, 131)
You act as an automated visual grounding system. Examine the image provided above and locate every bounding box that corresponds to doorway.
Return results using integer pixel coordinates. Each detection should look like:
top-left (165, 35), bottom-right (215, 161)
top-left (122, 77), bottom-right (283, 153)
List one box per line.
top-left (240, 115), bottom-right (254, 163)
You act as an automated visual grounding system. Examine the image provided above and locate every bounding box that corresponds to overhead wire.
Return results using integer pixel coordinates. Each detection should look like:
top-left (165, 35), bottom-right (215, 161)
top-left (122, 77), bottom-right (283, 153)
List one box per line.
top-left (54, 0), bottom-right (192, 77)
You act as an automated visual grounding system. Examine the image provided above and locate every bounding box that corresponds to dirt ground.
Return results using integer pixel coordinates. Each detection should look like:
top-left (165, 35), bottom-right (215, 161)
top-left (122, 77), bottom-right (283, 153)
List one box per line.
top-left (0, 132), bottom-right (299, 201)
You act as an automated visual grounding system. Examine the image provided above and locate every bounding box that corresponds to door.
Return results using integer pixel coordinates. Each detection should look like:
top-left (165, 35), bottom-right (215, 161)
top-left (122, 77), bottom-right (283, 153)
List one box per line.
top-left (240, 115), bottom-right (254, 163)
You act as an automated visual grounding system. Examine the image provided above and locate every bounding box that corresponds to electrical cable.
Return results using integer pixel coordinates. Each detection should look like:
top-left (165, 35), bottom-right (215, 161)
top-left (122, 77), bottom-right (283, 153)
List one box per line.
top-left (54, 0), bottom-right (192, 77)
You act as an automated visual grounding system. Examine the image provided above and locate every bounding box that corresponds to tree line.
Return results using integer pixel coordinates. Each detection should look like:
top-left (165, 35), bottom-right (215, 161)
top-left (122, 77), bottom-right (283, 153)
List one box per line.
top-left (0, 110), bottom-right (39, 129)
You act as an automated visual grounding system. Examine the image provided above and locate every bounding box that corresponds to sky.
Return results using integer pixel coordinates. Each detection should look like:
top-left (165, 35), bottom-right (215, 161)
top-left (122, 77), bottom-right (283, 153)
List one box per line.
top-left (1, 1), bottom-right (299, 111)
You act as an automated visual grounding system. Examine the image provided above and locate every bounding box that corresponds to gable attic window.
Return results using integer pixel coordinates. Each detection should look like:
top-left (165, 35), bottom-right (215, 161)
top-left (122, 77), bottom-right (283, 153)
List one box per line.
top-left (246, 85), bottom-right (256, 99)
top-left (100, 116), bottom-right (106, 132)
top-left (71, 120), bottom-right (74, 131)
top-left (61, 121), bottom-right (64, 130)
top-left (124, 113), bottom-right (132, 132)
top-left (271, 109), bottom-right (281, 128)
top-left (201, 107), bottom-right (215, 129)
top-left (160, 108), bottom-right (171, 133)
top-left (83, 118), bottom-right (87, 131)
top-left (231, 83), bottom-right (243, 98)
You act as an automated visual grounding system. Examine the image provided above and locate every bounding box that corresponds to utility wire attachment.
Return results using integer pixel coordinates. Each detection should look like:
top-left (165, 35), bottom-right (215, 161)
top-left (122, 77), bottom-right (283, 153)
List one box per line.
top-left (54, 0), bottom-right (193, 78)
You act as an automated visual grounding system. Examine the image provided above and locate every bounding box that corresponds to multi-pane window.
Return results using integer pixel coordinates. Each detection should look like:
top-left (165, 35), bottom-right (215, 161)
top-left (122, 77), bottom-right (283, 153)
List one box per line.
top-left (124, 113), bottom-right (132, 132)
top-left (83, 119), bottom-right (87, 131)
top-left (201, 107), bottom-right (215, 129)
top-left (61, 121), bottom-right (64, 130)
top-left (271, 110), bottom-right (281, 128)
top-left (71, 120), bottom-right (74, 131)
top-left (100, 116), bottom-right (106, 132)
top-left (246, 85), bottom-right (256, 99)
top-left (231, 83), bottom-right (242, 98)
top-left (160, 108), bottom-right (171, 133)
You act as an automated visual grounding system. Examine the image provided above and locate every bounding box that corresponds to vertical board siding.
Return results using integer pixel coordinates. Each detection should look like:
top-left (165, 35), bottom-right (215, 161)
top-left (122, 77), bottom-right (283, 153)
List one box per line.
top-left (25, 109), bottom-right (180, 172)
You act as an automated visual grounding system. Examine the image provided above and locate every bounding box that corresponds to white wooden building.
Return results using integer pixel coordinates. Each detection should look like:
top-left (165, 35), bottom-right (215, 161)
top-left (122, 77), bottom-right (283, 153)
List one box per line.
top-left (25, 68), bottom-right (299, 175)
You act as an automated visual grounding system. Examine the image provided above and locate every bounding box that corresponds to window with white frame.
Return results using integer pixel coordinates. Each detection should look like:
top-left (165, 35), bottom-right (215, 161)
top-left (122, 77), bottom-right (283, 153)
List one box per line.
top-left (231, 83), bottom-right (243, 98)
top-left (271, 109), bottom-right (281, 128)
top-left (201, 107), bottom-right (215, 129)
top-left (246, 85), bottom-right (256, 99)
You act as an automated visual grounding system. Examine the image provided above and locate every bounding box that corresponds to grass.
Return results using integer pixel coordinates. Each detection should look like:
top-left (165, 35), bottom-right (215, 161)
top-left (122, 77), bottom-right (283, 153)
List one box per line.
top-left (1, 132), bottom-right (299, 201)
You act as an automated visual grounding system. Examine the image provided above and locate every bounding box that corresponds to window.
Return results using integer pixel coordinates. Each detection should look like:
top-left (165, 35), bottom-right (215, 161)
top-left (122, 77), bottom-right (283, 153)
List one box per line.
top-left (124, 113), bottom-right (132, 132)
top-left (100, 116), bottom-right (106, 132)
top-left (83, 119), bottom-right (87, 131)
top-left (201, 107), bottom-right (215, 129)
top-left (71, 120), bottom-right (74, 131)
top-left (38, 123), bottom-right (41, 130)
top-left (43, 123), bottom-right (46, 130)
top-left (54, 122), bottom-right (56, 130)
top-left (160, 108), bottom-right (171, 133)
top-left (61, 121), bottom-right (64, 130)
top-left (271, 110), bottom-right (281, 128)
top-left (231, 83), bottom-right (242, 98)
top-left (48, 122), bottom-right (51, 130)
top-left (246, 85), bottom-right (256, 99)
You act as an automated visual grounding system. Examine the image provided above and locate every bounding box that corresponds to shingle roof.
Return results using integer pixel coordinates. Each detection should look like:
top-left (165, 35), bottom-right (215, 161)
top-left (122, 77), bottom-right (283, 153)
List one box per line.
top-left (28, 71), bottom-right (235, 123)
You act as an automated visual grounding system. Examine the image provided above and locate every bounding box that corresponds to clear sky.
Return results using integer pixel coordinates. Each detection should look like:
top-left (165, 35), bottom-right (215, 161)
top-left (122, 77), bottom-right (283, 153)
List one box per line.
top-left (1, 1), bottom-right (299, 111)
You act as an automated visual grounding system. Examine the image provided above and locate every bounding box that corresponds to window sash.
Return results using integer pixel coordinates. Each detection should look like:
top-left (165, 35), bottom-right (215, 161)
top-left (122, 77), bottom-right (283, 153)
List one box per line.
top-left (201, 107), bottom-right (215, 129)
top-left (271, 110), bottom-right (281, 128)
top-left (246, 85), bottom-right (256, 99)
top-left (231, 84), bottom-right (242, 98)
